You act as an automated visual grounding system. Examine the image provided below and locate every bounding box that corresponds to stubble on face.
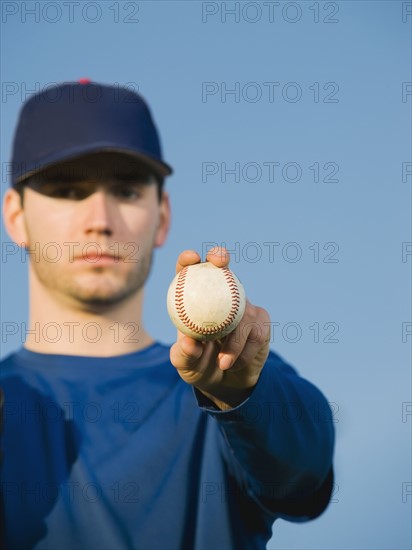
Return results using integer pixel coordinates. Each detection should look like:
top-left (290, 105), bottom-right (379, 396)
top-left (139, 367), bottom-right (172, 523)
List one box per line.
top-left (26, 231), bottom-right (156, 312)
top-left (21, 152), bottom-right (164, 313)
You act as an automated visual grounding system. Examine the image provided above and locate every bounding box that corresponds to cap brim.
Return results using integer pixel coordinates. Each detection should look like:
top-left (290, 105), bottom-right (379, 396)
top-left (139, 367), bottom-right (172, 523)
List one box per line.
top-left (14, 143), bottom-right (173, 186)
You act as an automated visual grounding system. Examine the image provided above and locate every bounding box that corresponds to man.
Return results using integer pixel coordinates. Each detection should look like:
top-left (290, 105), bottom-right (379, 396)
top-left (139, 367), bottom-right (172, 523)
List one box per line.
top-left (1, 81), bottom-right (335, 549)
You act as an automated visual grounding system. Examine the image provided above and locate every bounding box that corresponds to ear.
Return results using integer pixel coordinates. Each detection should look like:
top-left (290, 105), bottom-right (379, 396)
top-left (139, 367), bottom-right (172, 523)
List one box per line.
top-left (2, 188), bottom-right (29, 246)
top-left (154, 190), bottom-right (171, 248)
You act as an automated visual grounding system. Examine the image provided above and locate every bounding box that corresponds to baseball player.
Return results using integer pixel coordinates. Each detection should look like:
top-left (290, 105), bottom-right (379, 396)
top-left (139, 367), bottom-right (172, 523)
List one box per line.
top-left (1, 81), bottom-right (335, 549)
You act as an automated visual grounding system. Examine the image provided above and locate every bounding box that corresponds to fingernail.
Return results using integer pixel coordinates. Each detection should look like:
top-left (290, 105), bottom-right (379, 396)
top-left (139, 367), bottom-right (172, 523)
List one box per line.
top-left (219, 355), bottom-right (232, 370)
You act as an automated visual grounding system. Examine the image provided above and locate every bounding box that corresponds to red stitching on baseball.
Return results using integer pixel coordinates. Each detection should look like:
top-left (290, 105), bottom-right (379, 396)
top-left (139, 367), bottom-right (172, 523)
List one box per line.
top-left (175, 266), bottom-right (240, 335)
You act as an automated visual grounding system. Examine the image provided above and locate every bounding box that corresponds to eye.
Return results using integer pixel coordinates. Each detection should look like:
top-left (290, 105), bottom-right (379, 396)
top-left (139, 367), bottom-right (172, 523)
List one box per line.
top-left (48, 185), bottom-right (89, 200)
top-left (113, 185), bottom-right (143, 200)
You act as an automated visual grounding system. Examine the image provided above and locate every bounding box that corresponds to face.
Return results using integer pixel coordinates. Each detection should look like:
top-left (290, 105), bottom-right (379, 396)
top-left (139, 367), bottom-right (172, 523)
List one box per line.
top-left (6, 153), bottom-right (170, 311)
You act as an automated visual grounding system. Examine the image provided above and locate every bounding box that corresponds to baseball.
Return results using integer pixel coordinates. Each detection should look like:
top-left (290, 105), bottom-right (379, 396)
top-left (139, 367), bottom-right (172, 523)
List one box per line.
top-left (167, 262), bottom-right (246, 341)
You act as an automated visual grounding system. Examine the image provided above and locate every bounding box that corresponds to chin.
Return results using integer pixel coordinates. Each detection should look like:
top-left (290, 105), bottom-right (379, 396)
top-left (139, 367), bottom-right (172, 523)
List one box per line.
top-left (70, 293), bottom-right (126, 313)
top-left (71, 282), bottom-right (140, 308)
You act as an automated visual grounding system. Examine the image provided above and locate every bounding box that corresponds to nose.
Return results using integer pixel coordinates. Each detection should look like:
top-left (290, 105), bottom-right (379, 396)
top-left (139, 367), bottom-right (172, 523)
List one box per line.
top-left (81, 190), bottom-right (115, 236)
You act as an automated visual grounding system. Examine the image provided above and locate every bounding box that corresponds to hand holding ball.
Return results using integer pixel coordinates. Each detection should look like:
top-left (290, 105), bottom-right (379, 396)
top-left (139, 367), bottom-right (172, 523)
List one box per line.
top-left (167, 262), bottom-right (246, 341)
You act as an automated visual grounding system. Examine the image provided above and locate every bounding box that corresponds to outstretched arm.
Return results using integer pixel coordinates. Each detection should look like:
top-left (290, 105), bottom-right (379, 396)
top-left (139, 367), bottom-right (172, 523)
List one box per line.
top-left (169, 247), bottom-right (335, 519)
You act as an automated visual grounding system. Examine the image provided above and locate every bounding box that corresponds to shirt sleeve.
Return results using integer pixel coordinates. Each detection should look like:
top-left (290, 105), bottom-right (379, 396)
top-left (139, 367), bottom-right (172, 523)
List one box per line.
top-left (193, 351), bottom-right (335, 521)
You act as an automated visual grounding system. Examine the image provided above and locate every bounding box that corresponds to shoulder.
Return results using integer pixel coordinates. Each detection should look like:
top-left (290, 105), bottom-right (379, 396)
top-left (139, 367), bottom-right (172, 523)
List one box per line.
top-left (0, 350), bottom-right (23, 379)
top-left (0, 351), bottom-right (36, 401)
top-left (265, 349), bottom-right (300, 376)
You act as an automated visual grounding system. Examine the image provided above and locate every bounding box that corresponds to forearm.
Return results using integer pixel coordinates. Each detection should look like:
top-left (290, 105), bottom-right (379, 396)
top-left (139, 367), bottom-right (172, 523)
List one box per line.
top-left (195, 351), bottom-right (335, 507)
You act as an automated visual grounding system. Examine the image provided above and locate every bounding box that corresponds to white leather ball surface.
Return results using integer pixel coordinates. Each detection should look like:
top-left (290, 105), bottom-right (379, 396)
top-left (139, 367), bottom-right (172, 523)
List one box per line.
top-left (167, 262), bottom-right (246, 341)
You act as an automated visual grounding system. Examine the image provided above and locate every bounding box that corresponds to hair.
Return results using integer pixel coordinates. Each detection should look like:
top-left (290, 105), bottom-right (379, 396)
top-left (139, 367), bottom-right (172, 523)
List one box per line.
top-left (15, 183), bottom-right (25, 208)
top-left (154, 176), bottom-right (165, 201)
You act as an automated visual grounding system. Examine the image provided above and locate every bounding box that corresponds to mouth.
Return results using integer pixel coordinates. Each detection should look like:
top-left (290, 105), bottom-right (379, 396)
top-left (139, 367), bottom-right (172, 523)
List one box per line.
top-left (75, 252), bottom-right (121, 264)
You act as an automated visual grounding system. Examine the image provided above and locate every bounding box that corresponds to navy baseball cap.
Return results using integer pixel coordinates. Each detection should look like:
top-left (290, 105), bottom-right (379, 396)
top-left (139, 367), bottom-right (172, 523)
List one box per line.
top-left (10, 79), bottom-right (173, 186)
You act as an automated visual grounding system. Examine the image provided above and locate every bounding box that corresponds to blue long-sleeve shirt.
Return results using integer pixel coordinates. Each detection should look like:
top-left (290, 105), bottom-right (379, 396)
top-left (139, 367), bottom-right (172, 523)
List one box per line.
top-left (0, 343), bottom-right (334, 549)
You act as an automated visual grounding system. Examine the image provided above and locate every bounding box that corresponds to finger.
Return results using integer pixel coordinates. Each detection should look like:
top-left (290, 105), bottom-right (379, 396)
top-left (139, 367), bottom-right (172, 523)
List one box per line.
top-left (215, 299), bottom-right (255, 369)
top-left (170, 338), bottom-right (222, 390)
top-left (227, 327), bottom-right (270, 373)
top-left (170, 335), bottom-right (204, 370)
top-left (206, 246), bottom-right (230, 268)
top-left (219, 329), bottom-right (269, 372)
top-left (217, 305), bottom-right (270, 370)
top-left (176, 250), bottom-right (201, 273)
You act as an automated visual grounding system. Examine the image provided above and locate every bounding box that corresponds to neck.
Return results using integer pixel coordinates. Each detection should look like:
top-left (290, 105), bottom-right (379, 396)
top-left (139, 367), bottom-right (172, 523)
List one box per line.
top-left (25, 273), bottom-right (154, 357)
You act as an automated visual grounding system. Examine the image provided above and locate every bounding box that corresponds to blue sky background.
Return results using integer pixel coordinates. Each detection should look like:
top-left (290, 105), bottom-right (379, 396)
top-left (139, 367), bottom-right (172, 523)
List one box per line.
top-left (1, 1), bottom-right (411, 548)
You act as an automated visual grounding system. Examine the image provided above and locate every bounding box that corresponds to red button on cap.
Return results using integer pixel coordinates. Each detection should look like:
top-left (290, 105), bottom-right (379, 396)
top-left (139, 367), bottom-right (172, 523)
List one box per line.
top-left (78, 78), bottom-right (91, 84)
